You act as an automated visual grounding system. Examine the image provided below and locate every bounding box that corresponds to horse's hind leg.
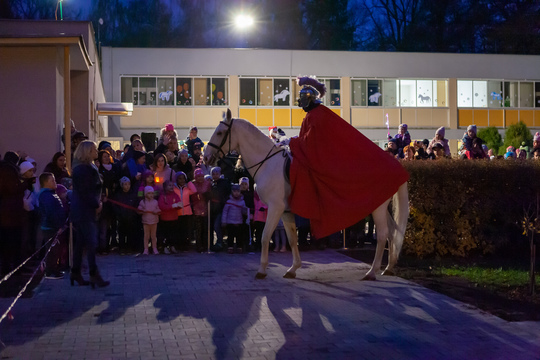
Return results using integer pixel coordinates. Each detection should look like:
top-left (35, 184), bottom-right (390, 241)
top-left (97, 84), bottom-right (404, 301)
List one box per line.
top-left (282, 212), bottom-right (301, 279)
top-left (362, 199), bottom-right (391, 281)
top-left (256, 206), bottom-right (282, 279)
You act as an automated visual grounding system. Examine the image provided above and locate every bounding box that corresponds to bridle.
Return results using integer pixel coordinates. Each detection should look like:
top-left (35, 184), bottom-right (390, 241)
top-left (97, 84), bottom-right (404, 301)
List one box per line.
top-left (206, 118), bottom-right (288, 181)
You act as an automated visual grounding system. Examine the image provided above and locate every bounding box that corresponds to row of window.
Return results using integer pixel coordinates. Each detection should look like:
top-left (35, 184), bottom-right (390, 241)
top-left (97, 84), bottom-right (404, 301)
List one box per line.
top-left (120, 76), bottom-right (540, 109)
top-left (457, 80), bottom-right (540, 108)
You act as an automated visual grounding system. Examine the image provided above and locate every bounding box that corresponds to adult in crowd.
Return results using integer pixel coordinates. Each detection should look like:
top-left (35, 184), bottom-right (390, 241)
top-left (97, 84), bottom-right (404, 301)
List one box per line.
top-left (43, 152), bottom-right (70, 183)
top-left (210, 166), bottom-right (230, 251)
top-left (427, 127), bottom-right (451, 157)
top-left (0, 152), bottom-right (26, 276)
top-left (97, 150), bottom-right (120, 254)
top-left (173, 149), bottom-right (193, 180)
top-left (152, 153), bottom-right (175, 193)
top-left (185, 126), bottom-right (203, 157)
top-left (71, 141), bottom-right (109, 288)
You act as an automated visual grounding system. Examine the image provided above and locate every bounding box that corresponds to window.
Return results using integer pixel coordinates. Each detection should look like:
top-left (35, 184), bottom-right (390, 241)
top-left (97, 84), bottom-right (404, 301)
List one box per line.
top-left (383, 79), bottom-right (398, 107)
top-left (351, 79), bottom-right (367, 106)
top-left (258, 79), bottom-right (273, 106)
top-left (138, 77), bottom-right (156, 106)
top-left (504, 81), bottom-right (518, 107)
top-left (240, 78), bottom-right (255, 106)
top-left (176, 78), bottom-right (192, 106)
top-left (368, 80), bottom-right (382, 106)
top-left (458, 80), bottom-right (473, 107)
top-left (473, 81), bottom-right (488, 108)
top-left (434, 80), bottom-right (448, 107)
top-left (325, 79), bottom-right (341, 106)
top-left (487, 80), bottom-right (503, 108)
top-left (121, 77), bottom-right (137, 104)
top-left (416, 80), bottom-right (433, 107)
top-left (157, 77), bottom-right (174, 105)
top-left (273, 78), bottom-right (290, 106)
top-left (212, 78), bottom-right (228, 105)
top-left (400, 80), bottom-right (416, 107)
top-left (520, 82), bottom-right (534, 108)
top-left (536, 82), bottom-right (540, 108)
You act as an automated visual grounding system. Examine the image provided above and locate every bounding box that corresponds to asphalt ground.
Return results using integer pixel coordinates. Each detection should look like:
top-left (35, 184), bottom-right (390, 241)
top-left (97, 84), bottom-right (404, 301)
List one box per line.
top-left (0, 249), bottom-right (539, 360)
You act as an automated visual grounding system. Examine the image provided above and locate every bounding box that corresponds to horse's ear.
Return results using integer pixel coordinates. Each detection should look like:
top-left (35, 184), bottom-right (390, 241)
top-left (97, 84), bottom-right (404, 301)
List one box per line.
top-left (226, 109), bottom-right (232, 122)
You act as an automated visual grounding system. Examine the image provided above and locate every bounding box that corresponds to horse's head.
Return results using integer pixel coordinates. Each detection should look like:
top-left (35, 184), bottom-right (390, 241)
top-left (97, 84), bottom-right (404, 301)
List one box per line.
top-left (203, 109), bottom-right (236, 166)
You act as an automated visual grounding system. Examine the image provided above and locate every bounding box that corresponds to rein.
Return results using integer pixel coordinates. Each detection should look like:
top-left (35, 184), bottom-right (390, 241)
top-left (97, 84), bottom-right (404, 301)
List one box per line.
top-left (206, 118), bottom-right (289, 181)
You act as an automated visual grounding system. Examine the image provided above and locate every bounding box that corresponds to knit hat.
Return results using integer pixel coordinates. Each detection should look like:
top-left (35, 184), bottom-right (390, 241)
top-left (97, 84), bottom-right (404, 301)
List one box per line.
top-left (231, 184), bottom-right (240, 191)
top-left (399, 124), bottom-right (408, 131)
top-left (165, 123), bottom-right (174, 132)
top-left (506, 146), bottom-right (515, 153)
top-left (19, 161), bottom-right (34, 175)
top-left (175, 171), bottom-right (187, 181)
top-left (467, 125), bottom-right (477, 134)
top-left (98, 141), bottom-right (111, 151)
top-left (25, 157), bottom-right (36, 165)
top-left (240, 177), bottom-right (249, 185)
top-left (436, 127), bottom-right (445, 137)
top-left (194, 168), bottom-right (204, 177)
top-left (133, 150), bottom-right (146, 160)
top-left (119, 176), bottom-right (131, 186)
top-left (144, 186), bottom-right (155, 195)
top-left (504, 151), bottom-right (516, 159)
top-left (534, 132), bottom-right (540, 142)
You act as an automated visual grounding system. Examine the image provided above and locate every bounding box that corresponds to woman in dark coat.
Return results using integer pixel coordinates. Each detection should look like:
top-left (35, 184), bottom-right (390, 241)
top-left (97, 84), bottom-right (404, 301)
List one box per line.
top-left (71, 141), bottom-right (109, 288)
top-left (43, 152), bottom-right (70, 183)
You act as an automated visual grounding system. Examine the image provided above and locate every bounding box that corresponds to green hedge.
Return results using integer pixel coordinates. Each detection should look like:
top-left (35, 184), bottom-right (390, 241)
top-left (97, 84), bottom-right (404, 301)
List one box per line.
top-left (401, 160), bottom-right (540, 258)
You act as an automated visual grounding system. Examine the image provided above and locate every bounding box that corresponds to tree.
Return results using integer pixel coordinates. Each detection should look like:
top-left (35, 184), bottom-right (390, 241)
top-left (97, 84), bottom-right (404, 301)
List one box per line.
top-left (303, 0), bottom-right (358, 50)
top-left (503, 121), bottom-right (534, 155)
top-left (477, 126), bottom-right (503, 154)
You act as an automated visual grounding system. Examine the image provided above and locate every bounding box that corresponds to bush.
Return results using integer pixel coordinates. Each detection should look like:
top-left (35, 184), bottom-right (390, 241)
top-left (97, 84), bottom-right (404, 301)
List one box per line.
top-left (402, 160), bottom-right (540, 259)
top-left (477, 126), bottom-right (503, 154)
top-left (502, 121), bottom-right (533, 155)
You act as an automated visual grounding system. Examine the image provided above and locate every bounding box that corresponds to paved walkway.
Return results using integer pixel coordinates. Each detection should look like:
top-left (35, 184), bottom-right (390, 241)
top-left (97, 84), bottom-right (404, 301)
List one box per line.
top-left (0, 249), bottom-right (539, 360)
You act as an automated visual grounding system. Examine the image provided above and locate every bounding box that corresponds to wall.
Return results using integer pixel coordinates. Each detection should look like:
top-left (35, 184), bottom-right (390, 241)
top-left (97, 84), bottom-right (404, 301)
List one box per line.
top-left (0, 46), bottom-right (63, 172)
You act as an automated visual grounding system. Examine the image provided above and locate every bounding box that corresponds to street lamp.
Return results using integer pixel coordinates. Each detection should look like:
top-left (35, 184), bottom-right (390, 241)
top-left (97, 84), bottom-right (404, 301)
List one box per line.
top-left (234, 14), bottom-right (254, 29)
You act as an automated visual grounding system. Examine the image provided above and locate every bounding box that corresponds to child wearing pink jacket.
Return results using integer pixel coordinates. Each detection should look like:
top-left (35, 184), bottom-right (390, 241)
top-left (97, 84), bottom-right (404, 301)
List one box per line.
top-left (138, 186), bottom-right (161, 255)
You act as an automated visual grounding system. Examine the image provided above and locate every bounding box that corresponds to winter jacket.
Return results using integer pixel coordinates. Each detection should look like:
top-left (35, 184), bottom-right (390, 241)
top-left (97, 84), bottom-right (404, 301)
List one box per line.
top-left (173, 182), bottom-right (197, 216)
top-left (112, 190), bottom-right (139, 222)
top-left (71, 163), bottom-right (102, 223)
top-left (190, 180), bottom-right (211, 216)
top-left (210, 178), bottom-right (231, 215)
top-left (222, 195), bottom-right (246, 225)
top-left (153, 165), bottom-right (175, 192)
top-left (138, 198), bottom-right (160, 225)
top-left (38, 188), bottom-right (67, 231)
top-left (158, 191), bottom-right (181, 222)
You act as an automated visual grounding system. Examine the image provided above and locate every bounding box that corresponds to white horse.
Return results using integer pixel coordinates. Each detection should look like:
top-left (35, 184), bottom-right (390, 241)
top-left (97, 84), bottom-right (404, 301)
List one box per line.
top-left (203, 109), bottom-right (409, 280)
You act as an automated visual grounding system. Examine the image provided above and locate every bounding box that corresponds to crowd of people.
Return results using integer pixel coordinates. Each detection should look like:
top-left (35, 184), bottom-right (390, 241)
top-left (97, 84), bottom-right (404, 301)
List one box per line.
top-left (385, 125), bottom-right (540, 161)
top-left (1, 120), bottom-right (539, 288)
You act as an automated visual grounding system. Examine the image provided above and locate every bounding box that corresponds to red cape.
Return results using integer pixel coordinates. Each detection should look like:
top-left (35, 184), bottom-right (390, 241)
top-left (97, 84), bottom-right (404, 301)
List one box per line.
top-left (289, 105), bottom-right (409, 238)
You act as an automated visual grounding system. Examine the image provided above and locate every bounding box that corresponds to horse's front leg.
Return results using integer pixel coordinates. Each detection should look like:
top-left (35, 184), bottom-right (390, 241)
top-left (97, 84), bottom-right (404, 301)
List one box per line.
top-left (281, 212), bottom-right (301, 278)
top-left (256, 206), bottom-right (282, 279)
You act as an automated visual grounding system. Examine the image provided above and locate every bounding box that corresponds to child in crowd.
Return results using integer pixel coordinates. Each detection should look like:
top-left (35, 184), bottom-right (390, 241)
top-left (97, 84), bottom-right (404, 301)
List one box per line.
top-left (174, 171), bottom-right (197, 251)
top-left (190, 168), bottom-right (211, 252)
top-left (252, 190), bottom-right (268, 252)
top-left (461, 124), bottom-right (477, 152)
top-left (222, 184), bottom-right (247, 254)
top-left (138, 185), bottom-right (161, 255)
top-left (113, 177), bottom-right (140, 254)
top-left (158, 180), bottom-right (181, 254)
top-left (138, 170), bottom-right (157, 200)
top-left (38, 172), bottom-right (67, 279)
top-left (273, 219), bottom-right (288, 252)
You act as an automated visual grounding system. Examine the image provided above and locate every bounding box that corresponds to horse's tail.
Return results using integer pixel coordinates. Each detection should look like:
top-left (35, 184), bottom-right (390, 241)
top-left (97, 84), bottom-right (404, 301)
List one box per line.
top-left (389, 182), bottom-right (409, 265)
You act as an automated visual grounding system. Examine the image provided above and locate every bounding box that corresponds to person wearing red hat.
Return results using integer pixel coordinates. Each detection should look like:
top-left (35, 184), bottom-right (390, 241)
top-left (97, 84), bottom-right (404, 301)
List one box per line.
top-left (288, 77), bottom-right (409, 239)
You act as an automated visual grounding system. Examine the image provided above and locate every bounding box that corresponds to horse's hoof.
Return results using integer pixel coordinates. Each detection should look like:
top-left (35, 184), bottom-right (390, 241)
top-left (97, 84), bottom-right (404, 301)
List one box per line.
top-left (255, 272), bottom-right (267, 279)
top-left (382, 269), bottom-right (395, 276)
top-left (361, 273), bottom-right (377, 281)
top-left (283, 272), bottom-right (296, 279)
